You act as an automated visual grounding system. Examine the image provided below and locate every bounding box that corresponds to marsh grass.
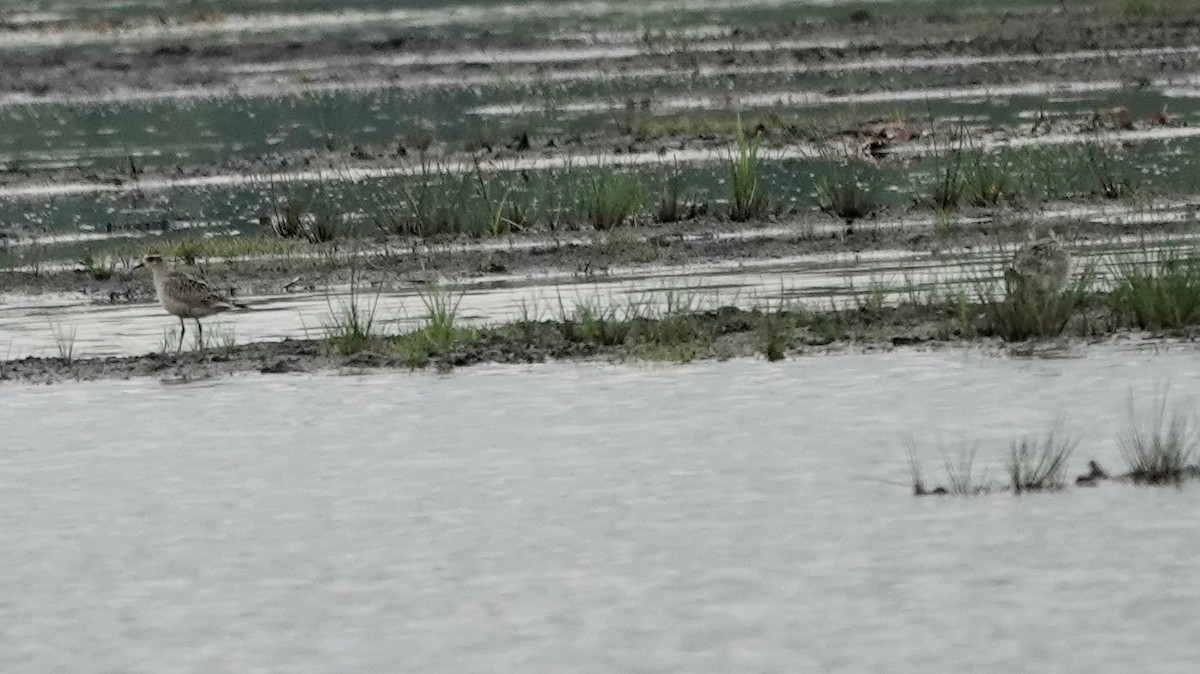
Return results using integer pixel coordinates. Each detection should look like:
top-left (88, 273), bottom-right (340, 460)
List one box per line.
top-left (597, 228), bottom-right (661, 264)
top-left (728, 119), bottom-right (768, 221)
top-left (1110, 251), bottom-right (1200, 330)
top-left (918, 126), bottom-right (968, 210)
top-left (759, 312), bottom-right (788, 361)
top-left (977, 270), bottom-right (1093, 341)
top-left (172, 236), bottom-right (205, 267)
top-left (814, 159), bottom-right (878, 227)
top-left (78, 253), bottom-right (115, 280)
top-left (418, 285), bottom-right (465, 353)
top-left (942, 444), bottom-right (992, 495)
top-left (907, 443), bottom-right (929, 496)
top-left (908, 441), bottom-right (991, 495)
top-left (963, 151), bottom-right (1018, 207)
top-left (654, 163), bottom-right (704, 223)
top-left (1082, 143), bottom-right (1135, 199)
top-left (1008, 423), bottom-right (1077, 493)
top-left (586, 170), bottom-right (644, 230)
top-left (565, 298), bottom-right (630, 346)
top-left (323, 268), bottom-right (381, 355)
top-left (1119, 392), bottom-right (1200, 484)
top-left (381, 161), bottom-right (489, 238)
top-left (1107, 0), bottom-right (1195, 18)
top-left (393, 285), bottom-right (471, 366)
top-left (268, 187), bottom-right (344, 244)
top-left (50, 323), bottom-right (77, 363)
top-left (159, 327), bottom-right (181, 354)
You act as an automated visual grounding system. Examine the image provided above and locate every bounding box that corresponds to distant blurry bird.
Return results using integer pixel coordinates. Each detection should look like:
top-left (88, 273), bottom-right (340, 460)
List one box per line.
top-left (133, 254), bottom-right (246, 348)
top-left (1075, 460), bottom-right (1109, 487)
top-left (1005, 231), bottom-right (1071, 293)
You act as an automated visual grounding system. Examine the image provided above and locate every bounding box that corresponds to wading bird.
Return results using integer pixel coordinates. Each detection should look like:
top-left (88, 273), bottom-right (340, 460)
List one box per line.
top-left (1005, 231), bottom-right (1071, 293)
top-left (133, 254), bottom-right (247, 348)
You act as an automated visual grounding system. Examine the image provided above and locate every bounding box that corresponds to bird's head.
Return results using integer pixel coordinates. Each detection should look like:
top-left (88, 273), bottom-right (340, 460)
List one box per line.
top-left (132, 254), bottom-right (167, 272)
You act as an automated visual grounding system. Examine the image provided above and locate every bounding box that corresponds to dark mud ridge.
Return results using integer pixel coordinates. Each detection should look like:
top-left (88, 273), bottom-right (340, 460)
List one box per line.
top-left (0, 306), bottom-right (1003, 385)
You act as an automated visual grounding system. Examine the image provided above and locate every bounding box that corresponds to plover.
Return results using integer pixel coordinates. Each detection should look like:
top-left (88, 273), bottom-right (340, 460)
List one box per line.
top-left (134, 254), bottom-right (247, 348)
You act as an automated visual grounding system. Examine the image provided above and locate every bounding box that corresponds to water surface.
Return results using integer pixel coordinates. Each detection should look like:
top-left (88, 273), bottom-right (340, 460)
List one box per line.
top-left (3, 352), bottom-right (1200, 672)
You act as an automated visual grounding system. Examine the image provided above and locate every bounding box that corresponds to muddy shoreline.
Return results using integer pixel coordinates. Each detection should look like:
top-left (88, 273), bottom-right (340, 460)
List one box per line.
top-left (4, 5), bottom-right (1198, 102)
top-left (0, 298), bottom-right (1190, 385)
top-left (0, 320), bottom-right (1049, 385)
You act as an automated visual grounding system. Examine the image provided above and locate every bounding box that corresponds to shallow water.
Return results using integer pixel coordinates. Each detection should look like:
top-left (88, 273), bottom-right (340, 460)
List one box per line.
top-left (3, 352), bottom-right (1200, 672)
top-left (3, 225), bottom-right (1194, 360)
top-left (0, 242), bottom-right (996, 359)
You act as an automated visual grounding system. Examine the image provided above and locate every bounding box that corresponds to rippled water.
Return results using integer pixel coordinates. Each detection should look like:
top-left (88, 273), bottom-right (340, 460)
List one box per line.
top-left (3, 352), bottom-right (1200, 672)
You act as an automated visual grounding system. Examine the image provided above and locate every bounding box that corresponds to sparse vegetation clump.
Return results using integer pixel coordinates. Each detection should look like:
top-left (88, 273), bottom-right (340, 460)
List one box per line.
top-left (908, 443), bottom-right (991, 496)
top-left (50, 323), bottom-right (77, 363)
top-left (1111, 251), bottom-right (1200, 331)
top-left (393, 285), bottom-right (472, 367)
top-left (267, 187), bottom-right (344, 244)
top-left (1008, 424), bottom-right (1077, 493)
top-left (815, 160), bottom-right (878, 228)
top-left (1108, 0), bottom-right (1179, 19)
top-left (978, 279), bottom-right (1087, 341)
top-left (1119, 393), bottom-right (1200, 485)
top-left (653, 165), bottom-right (704, 223)
top-left (378, 161), bottom-right (489, 238)
top-left (942, 445), bottom-right (992, 495)
top-left (322, 267), bottom-right (381, 356)
top-left (78, 253), bottom-right (115, 280)
top-left (964, 152), bottom-right (1019, 207)
top-left (585, 171), bottom-right (644, 230)
top-left (918, 127), bottom-right (968, 211)
top-left (728, 120), bottom-right (769, 222)
top-left (759, 313), bottom-right (788, 361)
top-left (1083, 144), bottom-right (1135, 199)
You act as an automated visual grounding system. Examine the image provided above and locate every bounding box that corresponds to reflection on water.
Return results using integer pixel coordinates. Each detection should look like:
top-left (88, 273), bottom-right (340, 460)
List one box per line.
top-left (3, 353), bottom-right (1200, 672)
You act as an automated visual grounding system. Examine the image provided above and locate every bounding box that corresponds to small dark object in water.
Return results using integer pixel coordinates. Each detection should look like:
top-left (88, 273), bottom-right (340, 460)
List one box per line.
top-left (509, 131), bottom-right (531, 151)
top-left (1075, 460), bottom-right (1109, 486)
top-left (914, 481), bottom-right (948, 497)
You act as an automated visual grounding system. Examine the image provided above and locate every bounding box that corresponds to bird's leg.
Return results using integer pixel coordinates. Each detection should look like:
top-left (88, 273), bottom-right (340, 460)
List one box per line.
top-left (196, 319), bottom-right (204, 350)
top-left (178, 316), bottom-right (186, 352)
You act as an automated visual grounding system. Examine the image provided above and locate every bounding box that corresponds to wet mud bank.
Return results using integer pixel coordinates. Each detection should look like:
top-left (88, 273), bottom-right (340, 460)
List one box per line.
top-left (5, 5), bottom-right (1200, 103)
top-left (0, 299), bottom-right (1187, 385)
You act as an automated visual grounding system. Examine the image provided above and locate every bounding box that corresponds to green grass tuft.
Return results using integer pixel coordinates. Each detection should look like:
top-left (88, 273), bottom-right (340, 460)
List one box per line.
top-left (322, 275), bottom-right (380, 355)
top-left (585, 171), bottom-right (644, 230)
top-left (78, 253), bottom-right (115, 280)
top-left (728, 118), bottom-right (769, 222)
top-left (393, 285), bottom-right (470, 366)
top-left (815, 164), bottom-right (877, 226)
top-left (1111, 251), bottom-right (1200, 331)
